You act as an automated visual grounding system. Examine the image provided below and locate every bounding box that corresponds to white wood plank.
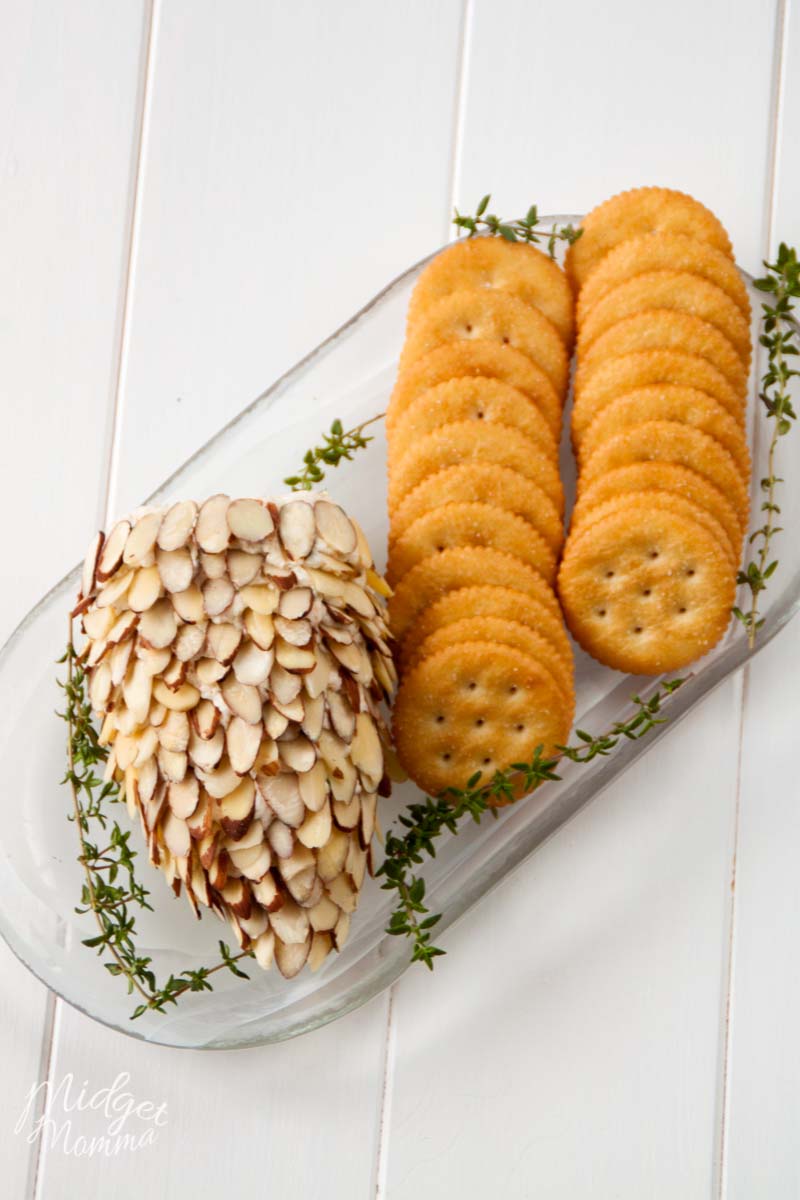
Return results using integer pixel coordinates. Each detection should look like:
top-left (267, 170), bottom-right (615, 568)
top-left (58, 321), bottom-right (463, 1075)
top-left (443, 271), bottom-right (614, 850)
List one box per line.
top-left (40, 2), bottom-right (463, 1197)
top-left (0, 3), bottom-right (149, 1195)
top-left (384, 1), bottom-right (779, 1195)
top-left (723, 3), bottom-right (800, 1192)
top-left (107, 0), bottom-right (465, 518)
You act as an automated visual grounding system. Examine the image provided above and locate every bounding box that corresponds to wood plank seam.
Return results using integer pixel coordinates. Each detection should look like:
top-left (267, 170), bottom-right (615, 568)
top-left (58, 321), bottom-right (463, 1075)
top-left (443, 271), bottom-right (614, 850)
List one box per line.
top-left (717, 3), bottom-right (789, 1195)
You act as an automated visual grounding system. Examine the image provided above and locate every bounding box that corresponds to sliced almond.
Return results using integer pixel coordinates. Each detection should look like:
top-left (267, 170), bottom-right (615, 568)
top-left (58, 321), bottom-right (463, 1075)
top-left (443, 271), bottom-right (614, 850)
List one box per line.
top-left (309, 894), bottom-right (340, 932)
top-left (228, 498), bottom-right (274, 542)
top-left (328, 690), bottom-right (355, 741)
top-left (308, 930), bottom-right (333, 972)
top-left (186, 725), bottom-right (224, 771)
top-left (187, 792), bottom-right (212, 839)
top-left (252, 873), bottom-right (281, 911)
top-left (279, 843), bottom-right (315, 883)
top-left (269, 663), bottom-right (302, 706)
top-left (218, 777), bottom-right (256, 840)
top-left (279, 587), bottom-right (313, 620)
top-left (254, 736), bottom-right (279, 775)
top-left (127, 565), bottom-right (163, 613)
top-left (284, 866), bottom-right (318, 905)
top-left (134, 725), bottom-right (159, 767)
top-left (240, 583), bottom-right (280, 615)
top-left (258, 774), bottom-right (305, 828)
top-left (97, 520), bottom-right (131, 581)
top-left (81, 531), bottom-right (104, 598)
top-left (317, 826), bottom-right (349, 882)
top-left (153, 679), bottom-right (200, 712)
top-left (254, 929), bottom-right (276, 969)
top-left (274, 615), bottom-right (312, 647)
top-left (138, 756), bottom-right (158, 806)
top-left (227, 716), bottom-right (263, 774)
top-left (360, 791), bottom-right (378, 847)
top-left (267, 819), bottom-right (295, 859)
top-left (346, 836), bottom-right (367, 889)
top-left (122, 659), bottom-right (152, 724)
top-left (275, 639), bottom-right (316, 672)
top-left (161, 656), bottom-right (187, 692)
top-left (191, 698), bottom-right (220, 740)
top-left (298, 760), bottom-right (328, 813)
top-left (332, 795), bottom-right (360, 830)
top-left (196, 494), bottom-right (231, 553)
top-left (262, 705), bottom-right (288, 742)
top-left (268, 570), bottom-right (297, 591)
top-left (83, 606), bottom-right (114, 641)
top-left (157, 500), bottom-right (197, 551)
top-left (304, 648), bottom-right (334, 699)
top-left (174, 621), bottom-right (206, 662)
top-left (171, 584), bottom-right (205, 623)
top-left (300, 692), bottom-right (324, 742)
top-left (275, 933), bottom-right (311, 978)
top-left (279, 736), bottom-right (316, 774)
top-left (297, 799), bottom-right (332, 849)
top-left (228, 550), bottom-right (262, 589)
top-left (327, 873), bottom-right (357, 915)
top-left (233, 640), bottom-right (274, 686)
top-left (351, 712), bottom-right (383, 787)
top-left (158, 746), bottom-right (187, 783)
top-left (106, 610), bottom-right (138, 647)
top-left (333, 910), bottom-right (351, 950)
top-left (270, 898), bottom-right (309, 945)
top-left (207, 621), bottom-right (242, 665)
top-left (225, 819), bottom-right (265, 851)
top-left (159, 708), bottom-right (190, 752)
top-left (162, 810), bottom-right (191, 859)
top-left (229, 842), bottom-right (271, 881)
top-left (138, 598), bottom-right (177, 650)
top-left (239, 907), bottom-right (269, 939)
top-left (208, 848), bottom-right (229, 892)
top-left (86, 637), bottom-right (108, 668)
top-left (156, 547), bottom-right (194, 593)
top-left (279, 500), bottom-right (315, 560)
top-left (195, 657), bottom-right (227, 686)
top-left (199, 551), bottom-right (226, 580)
top-left (168, 775), bottom-right (199, 819)
top-left (136, 643), bottom-right (171, 677)
top-left (314, 500), bottom-right (356, 555)
top-left (96, 570), bottom-right (134, 609)
top-left (203, 577), bottom-right (234, 617)
top-left (123, 512), bottom-right (162, 566)
top-left (304, 568), bottom-right (345, 602)
top-left (221, 672), bottom-right (262, 724)
top-left (115, 734), bottom-right (138, 771)
top-left (198, 756), bottom-right (239, 799)
top-left (244, 609), bottom-right (275, 651)
top-left (272, 695), bottom-right (305, 722)
top-left (220, 877), bottom-right (252, 919)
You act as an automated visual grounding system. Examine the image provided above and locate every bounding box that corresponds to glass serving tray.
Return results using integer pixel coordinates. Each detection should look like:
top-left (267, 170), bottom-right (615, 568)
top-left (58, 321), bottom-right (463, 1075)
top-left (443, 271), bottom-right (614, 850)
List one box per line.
top-left (1, 220), bottom-right (798, 1050)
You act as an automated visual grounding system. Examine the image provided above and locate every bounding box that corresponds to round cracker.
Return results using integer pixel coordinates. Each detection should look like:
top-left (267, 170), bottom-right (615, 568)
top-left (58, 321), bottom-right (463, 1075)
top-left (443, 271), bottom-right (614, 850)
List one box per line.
top-left (398, 584), bottom-right (573, 676)
top-left (392, 641), bottom-right (572, 796)
top-left (407, 237), bottom-right (574, 346)
top-left (568, 491), bottom-right (737, 567)
top-left (399, 289), bottom-right (569, 394)
top-left (577, 232), bottom-right (750, 323)
top-left (570, 463), bottom-right (743, 560)
top-left (410, 617), bottom-right (574, 703)
top-left (390, 463), bottom-right (563, 554)
top-left (386, 340), bottom-right (563, 436)
top-left (578, 309), bottom-right (748, 398)
top-left (572, 350), bottom-right (744, 443)
top-left (388, 377), bottom-right (558, 466)
top-left (387, 546), bottom-right (561, 645)
top-left (565, 186), bottom-right (733, 290)
top-left (557, 507), bottom-right (735, 673)
top-left (387, 421), bottom-right (564, 515)
top-left (577, 271), bottom-right (751, 367)
top-left (578, 385), bottom-right (751, 479)
top-left (578, 420), bottom-right (750, 533)
top-left (387, 501), bottom-right (557, 588)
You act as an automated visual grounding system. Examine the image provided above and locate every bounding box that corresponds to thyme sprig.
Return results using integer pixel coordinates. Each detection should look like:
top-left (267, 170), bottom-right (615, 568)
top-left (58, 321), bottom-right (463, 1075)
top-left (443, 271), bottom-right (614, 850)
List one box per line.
top-left (453, 194), bottom-right (582, 258)
top-left (284, 414), bottom-right (385, 491)
top-left (59, 637), bottom-right (253, 1020)
top-left (377, 679), bottom-right (685, 968)
top-left (733, 243), bottom-right (799, 645)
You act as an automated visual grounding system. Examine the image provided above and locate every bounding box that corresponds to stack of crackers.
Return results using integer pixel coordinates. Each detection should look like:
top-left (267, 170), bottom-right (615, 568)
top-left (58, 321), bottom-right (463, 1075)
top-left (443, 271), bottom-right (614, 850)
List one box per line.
top-left (384, 238), bottom-right (576, 795)
top-left (559, 187), bottom-right (752, 674)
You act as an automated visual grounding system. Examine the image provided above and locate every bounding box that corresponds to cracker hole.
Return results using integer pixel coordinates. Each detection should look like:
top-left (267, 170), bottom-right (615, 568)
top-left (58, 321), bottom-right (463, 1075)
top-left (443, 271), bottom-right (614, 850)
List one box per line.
top-left (686, 567), bottom-right (696, 576)
top-left (435, 715), bottom-right (444, 724)
top-left (509, 685), bottom-right (518, 694)
top-left (678, 606), bottom-right (687, 614)
top-left (642, 588), bottom-right (652, 596)
top-left (464, 324), bottom-right (473, 333)
top-left (605, 569), bottom-right (615, 578)
top-left (475, 718), bottom-right (484, 727)
top-left (442, 753), bottom-right (451, 761)
top-left (436, 544), bottom-right (444, 552)
top-left (597, 608), bottom-right (606, 617)
top-left (482, 757), bottom-right (491, 765)
top-left (650, 550), bottom-right (659, 559)
top-left (476, 411), bottom-right (484, 419)
top-left (633, 626), bottom-right (643, 634)
top-left (502, 335), bottom-right (510, 344)
top-left (467, 681), bottom-right (476, 690)
top-left (516, 723), bottom-right (524, 732)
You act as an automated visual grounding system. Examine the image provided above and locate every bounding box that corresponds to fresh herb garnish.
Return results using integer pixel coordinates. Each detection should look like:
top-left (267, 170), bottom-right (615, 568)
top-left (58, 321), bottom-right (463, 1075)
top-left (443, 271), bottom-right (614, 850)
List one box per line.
top-left (284, 414), bottom-right (385, 491)
top-left (734, 243), bottom-right (799, 645)
top-left (377, 679), bottom-right (685, 968)
top-left (453, 194), bottom-right (583, 258)
top-left (59, 636), bottom-right (253, 1020)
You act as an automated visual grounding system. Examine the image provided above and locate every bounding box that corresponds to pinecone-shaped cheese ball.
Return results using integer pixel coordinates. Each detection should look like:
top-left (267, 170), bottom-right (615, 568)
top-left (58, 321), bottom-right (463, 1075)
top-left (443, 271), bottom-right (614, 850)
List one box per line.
top-left (75, 493), bottom-right (396, 979)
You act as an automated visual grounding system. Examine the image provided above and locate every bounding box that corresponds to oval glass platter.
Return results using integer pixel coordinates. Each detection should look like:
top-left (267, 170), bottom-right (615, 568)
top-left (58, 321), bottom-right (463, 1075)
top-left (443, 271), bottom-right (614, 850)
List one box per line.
top-left (1, 220), bottom-right (798, 1049)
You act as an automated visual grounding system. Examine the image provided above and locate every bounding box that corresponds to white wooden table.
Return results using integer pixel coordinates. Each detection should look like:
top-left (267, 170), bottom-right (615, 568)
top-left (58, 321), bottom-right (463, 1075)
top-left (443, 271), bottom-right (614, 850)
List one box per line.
top-left (2, 2), bottom-right (798, 1195)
